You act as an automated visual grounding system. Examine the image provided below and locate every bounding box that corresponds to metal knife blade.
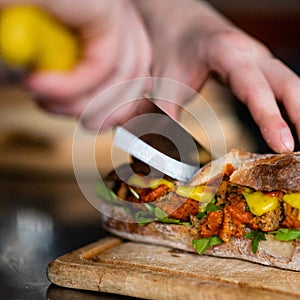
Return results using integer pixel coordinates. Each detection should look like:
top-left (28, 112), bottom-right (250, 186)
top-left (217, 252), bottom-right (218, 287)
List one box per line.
top-left (112, 99), bottom-right (211, 182)
top-left (113, 126), bottom-right (200, 182)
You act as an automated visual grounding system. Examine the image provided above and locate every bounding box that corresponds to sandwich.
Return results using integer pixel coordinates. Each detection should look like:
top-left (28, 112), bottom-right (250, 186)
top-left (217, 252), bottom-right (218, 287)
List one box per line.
top-left (97, 149), bottom-right (300, 271)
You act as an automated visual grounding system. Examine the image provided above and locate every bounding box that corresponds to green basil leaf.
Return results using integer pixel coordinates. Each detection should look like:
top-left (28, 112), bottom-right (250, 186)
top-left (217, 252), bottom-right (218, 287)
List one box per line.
top-left (96, 181), bottom-right (118, 204)
top-left (154, 207), bottom-right (191, 225)
top-left (244, 231), bottom-right (256, 239)
top-left (154, 207), bottom-right (169, 220)
top-left (208, 236), bottom-right (223, 247)
top-left (134, 211), bottom-right (155, 226)
top-left (144, 203), bottom-right (155, 214)
top-left (196, 203), bottom-right (221, 220)
top-left (206, 203), bottom-right (221, 213)
top-left (157, 215), bottom-right (181, 224)
top-left (192, 239), bottom-right (210, 255)
top-left (272, 228), bottom-right (300, 241)
top-left (192, 236), bottom-right (222, 255)
top-left (245, 230), bottom-right (266, 253)
top-left (196, 212), bottom-right (206, 219)
top-left (179, 222), bottom-right (192, 226)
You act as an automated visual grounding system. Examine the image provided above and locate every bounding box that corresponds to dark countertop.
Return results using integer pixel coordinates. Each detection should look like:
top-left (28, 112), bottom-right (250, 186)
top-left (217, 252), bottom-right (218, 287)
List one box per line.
top-left (0, 174), bottom-right (137, 300)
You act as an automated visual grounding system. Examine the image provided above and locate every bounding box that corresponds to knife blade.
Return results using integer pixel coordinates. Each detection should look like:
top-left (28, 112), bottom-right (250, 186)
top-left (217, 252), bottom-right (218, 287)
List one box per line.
top-left (113, 126), bottom-right (200, 182)
top-left (112, 99), bottom-right (211, 182)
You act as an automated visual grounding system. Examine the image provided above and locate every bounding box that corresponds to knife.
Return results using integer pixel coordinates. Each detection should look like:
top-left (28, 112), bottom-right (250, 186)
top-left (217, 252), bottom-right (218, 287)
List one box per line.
top-left (112, 99), bottom-right (211, 182)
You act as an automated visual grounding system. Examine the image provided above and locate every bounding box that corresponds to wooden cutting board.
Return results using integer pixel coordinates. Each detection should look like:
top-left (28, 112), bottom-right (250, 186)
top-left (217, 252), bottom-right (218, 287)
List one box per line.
top-left (47, 236), bottom-right (300, 300)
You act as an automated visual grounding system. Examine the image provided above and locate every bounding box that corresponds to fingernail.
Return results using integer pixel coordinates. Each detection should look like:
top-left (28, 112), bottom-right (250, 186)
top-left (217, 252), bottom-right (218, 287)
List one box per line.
top-left (280, 128), bottom-right (294, 152)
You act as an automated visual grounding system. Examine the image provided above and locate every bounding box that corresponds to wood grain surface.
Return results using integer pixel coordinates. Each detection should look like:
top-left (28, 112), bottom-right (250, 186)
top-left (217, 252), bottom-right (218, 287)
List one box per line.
top-left (47, 236), bottom-right (300, 300)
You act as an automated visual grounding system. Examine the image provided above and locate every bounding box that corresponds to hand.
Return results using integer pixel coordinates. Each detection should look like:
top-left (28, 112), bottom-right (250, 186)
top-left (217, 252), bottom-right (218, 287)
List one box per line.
top-left (135, 0), bottom-right (300, 153)
top-left (2, 0), bottom-right (299, 153)
top-left (0, 0), bottom-right (152, 128)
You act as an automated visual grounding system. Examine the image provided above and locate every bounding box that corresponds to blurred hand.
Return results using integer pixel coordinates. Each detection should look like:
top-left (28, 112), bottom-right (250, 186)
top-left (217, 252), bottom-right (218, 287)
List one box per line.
top-left (0, 0), bottom-right (152, 128)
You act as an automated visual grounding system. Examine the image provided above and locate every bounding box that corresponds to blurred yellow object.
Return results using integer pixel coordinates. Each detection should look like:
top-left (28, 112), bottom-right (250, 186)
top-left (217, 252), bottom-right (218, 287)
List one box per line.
top-left (0, 5), bottom-right (80, 71)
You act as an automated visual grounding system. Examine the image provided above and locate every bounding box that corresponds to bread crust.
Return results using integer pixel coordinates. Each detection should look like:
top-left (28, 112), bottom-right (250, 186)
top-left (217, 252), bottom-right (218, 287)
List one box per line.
top-left (188, 148), bottom-right (256, 186)
top-left (230, 152), bottom-right (300, 192)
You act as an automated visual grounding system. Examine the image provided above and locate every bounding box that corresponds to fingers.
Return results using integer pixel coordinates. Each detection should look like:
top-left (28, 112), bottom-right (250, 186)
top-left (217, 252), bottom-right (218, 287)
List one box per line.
top-left (206, 31), bottom-right (297, 153)
top-left (262, 58), bottom-right (300, 138)
top-left (25, 25), bottom-right (123, 100)
top-left (226, 60), bottom-right (294, 153)
top-left (23, 0), bottom-right (152, 130)
top-left (24, 1), bottom-right (132, 100)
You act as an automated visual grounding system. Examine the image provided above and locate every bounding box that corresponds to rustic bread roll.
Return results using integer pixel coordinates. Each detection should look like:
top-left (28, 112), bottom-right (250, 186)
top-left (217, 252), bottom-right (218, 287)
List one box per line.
top-left (100, 149), bottom-right (300, 271)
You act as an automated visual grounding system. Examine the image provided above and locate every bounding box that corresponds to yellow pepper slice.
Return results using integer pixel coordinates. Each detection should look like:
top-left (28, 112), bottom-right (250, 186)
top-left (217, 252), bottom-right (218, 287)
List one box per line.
top-left (128, 174), bottom-right (174, 190)
top-left (176, 185), bottom-right (214, 203)
top-left (243, 191), bottom-right (279, 216)
top-left (282, 193), bottom-right (300, 221)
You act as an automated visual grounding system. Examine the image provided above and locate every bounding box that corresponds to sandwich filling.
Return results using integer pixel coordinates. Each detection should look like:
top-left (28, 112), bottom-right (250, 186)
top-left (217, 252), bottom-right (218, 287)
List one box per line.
top-left (101, 163), bottom-right (300, 254)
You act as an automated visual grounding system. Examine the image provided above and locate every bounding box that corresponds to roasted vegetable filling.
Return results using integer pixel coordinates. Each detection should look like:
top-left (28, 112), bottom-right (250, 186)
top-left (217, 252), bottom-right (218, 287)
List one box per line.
top-left (101, 164), bottom-right (300, 254)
